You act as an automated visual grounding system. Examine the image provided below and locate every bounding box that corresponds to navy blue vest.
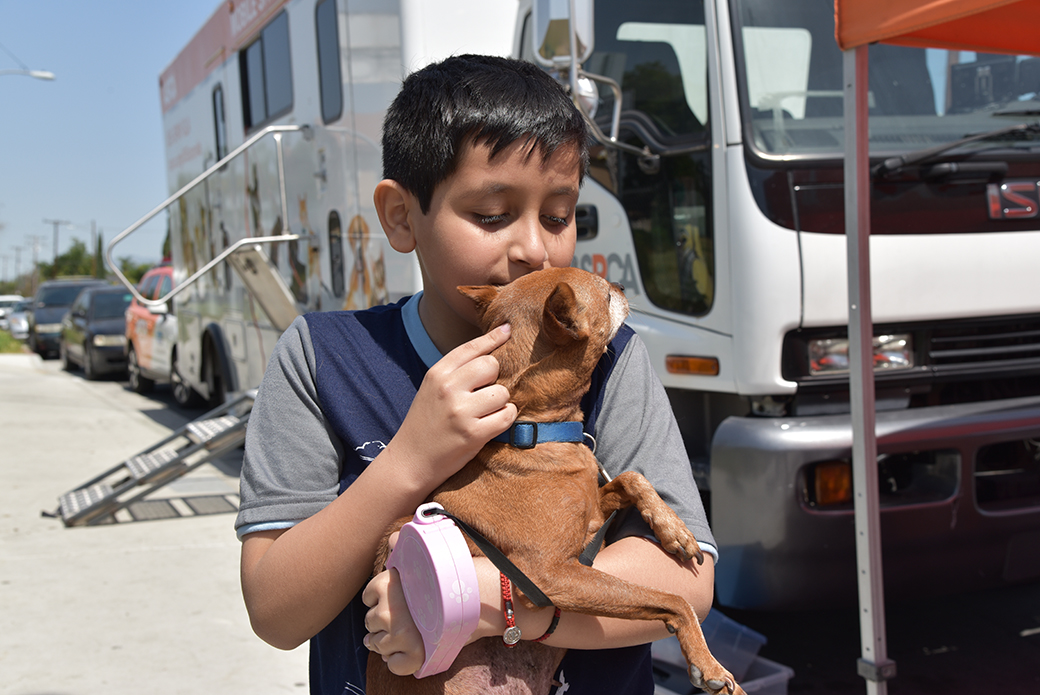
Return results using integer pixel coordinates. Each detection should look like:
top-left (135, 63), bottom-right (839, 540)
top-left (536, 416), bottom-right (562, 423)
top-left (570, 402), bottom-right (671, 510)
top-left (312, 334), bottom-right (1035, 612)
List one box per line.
top-left (305, 300), bottom-right (651, 695)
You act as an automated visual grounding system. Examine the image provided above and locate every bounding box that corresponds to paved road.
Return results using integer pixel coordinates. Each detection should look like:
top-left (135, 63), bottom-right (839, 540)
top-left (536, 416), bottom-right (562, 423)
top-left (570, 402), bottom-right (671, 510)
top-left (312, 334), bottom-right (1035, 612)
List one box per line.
top-left (0, 352), bottom-right (307, 695)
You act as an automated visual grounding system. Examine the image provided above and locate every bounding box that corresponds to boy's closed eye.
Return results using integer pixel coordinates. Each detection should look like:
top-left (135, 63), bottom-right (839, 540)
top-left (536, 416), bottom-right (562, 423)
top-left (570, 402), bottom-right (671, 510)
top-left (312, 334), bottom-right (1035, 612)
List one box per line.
top-left (474, 213), bottom-right (571, 227)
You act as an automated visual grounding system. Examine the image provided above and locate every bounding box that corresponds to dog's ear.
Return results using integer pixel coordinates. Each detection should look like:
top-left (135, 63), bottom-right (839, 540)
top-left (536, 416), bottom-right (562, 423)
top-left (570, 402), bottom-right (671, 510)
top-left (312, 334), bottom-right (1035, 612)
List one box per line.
top-left (543, 282), bottom-right (587, 345)
top-left (457, 284), bottom-right (500, 322)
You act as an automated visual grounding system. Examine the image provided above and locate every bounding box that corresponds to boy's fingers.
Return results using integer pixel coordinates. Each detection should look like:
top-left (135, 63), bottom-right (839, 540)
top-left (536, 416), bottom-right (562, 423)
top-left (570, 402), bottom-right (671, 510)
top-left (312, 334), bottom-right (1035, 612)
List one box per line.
top-left (361, 570), bottom-right (389, 608)
top-left (438, 323), bottom-right (511, 371)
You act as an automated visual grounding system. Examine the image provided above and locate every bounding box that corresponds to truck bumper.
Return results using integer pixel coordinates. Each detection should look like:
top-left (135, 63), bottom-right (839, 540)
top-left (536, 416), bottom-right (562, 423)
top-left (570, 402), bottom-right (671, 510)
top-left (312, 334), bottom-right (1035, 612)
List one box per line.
top-left (711, 396), bottom-right (1040, 610)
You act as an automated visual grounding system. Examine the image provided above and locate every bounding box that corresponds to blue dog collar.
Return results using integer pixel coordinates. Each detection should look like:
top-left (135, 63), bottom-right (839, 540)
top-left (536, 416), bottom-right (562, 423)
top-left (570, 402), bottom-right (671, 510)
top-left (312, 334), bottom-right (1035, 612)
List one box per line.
top-left (492, 421), bottom-right (585, 449)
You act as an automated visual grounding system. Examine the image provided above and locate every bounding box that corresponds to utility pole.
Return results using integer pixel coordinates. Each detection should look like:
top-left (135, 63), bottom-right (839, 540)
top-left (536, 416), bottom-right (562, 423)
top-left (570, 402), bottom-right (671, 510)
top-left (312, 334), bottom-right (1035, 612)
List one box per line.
top-left (25, 234), bottom-right (44, 294)
top-left (13, 246), bottom-right (22, 282)
top-left (1, 254), bottom-right (8, 283)
top-left (42, 218), bottom-right (71, 266)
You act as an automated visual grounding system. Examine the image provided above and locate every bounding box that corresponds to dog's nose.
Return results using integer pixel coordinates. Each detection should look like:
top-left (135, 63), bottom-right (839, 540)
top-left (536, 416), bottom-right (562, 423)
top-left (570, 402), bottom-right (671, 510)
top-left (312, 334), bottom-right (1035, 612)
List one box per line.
top-left (611, 282), bottom-right (625, 292)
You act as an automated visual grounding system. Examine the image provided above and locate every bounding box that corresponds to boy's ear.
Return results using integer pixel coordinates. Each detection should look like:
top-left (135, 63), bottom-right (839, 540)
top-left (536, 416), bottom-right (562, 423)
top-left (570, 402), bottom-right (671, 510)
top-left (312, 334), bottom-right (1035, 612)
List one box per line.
top-left (374, 179), bottom-right (417, 253)
top-left (457, 285), bottom-right (501, 322)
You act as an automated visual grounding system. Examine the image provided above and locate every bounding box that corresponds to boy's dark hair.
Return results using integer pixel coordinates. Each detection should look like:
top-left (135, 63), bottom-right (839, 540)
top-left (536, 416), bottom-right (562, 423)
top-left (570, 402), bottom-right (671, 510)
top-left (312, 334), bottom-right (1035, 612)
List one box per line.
top-left (382, 54), bottom-right (590, 214)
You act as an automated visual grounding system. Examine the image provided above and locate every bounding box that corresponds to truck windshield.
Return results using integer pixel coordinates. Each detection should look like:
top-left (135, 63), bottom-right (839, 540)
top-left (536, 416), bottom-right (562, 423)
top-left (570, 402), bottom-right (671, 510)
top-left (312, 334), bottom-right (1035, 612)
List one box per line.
top-left (734, 0), bottom-right (1040, 158)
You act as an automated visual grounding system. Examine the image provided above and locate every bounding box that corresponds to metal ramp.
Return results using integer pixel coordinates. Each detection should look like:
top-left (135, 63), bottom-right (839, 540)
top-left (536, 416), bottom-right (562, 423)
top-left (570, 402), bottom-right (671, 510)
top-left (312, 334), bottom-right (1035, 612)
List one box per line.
top-left (55, 391), bottom-right (255, 527)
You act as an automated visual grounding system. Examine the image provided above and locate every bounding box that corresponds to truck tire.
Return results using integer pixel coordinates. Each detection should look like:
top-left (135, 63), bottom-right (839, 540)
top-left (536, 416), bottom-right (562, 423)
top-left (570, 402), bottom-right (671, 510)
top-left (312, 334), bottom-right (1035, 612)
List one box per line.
top-left (171, 351), bottom-right (201, 408)
top-left (202, 340), bottom-right (227, 409)
top-left (127, 346), bottom-right (154, 393)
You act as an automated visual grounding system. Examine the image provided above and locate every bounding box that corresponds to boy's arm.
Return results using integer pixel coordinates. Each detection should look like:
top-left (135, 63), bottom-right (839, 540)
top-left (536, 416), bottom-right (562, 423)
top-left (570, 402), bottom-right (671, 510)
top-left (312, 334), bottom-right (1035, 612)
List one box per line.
top-left (240, 321), bottom-right (517, 650)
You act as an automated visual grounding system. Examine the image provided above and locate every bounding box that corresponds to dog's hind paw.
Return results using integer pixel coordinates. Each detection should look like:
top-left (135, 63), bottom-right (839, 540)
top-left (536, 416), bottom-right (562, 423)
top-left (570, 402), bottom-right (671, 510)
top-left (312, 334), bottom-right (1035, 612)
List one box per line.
top-left (689, 664), bottom-right (740, 695)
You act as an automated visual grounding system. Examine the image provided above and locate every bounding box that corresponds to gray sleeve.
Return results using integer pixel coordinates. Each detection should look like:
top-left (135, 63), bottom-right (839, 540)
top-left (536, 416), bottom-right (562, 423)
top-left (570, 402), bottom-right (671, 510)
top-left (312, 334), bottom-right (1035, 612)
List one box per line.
top-left (234, 315), bottom-right (345, 532)
top-left (596, 333), bottom-right (717, 554)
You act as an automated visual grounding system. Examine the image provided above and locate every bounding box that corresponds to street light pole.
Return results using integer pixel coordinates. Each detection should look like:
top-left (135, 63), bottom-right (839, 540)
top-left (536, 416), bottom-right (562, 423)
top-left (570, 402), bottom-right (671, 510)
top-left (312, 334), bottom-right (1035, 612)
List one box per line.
top-left (0, 68), bottom-right (56, 80)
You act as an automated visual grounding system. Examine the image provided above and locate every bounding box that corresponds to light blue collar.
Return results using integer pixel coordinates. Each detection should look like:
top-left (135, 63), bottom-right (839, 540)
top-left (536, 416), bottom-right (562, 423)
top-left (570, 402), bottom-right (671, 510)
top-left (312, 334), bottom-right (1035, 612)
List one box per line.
top-left (402, 291), bottom-right (443, 369)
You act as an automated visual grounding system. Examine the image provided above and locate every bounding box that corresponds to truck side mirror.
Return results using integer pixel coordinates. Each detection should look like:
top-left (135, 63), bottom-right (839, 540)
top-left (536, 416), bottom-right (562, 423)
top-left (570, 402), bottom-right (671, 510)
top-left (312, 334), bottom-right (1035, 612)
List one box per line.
top-left (531, 0), bottom-right (594, 68)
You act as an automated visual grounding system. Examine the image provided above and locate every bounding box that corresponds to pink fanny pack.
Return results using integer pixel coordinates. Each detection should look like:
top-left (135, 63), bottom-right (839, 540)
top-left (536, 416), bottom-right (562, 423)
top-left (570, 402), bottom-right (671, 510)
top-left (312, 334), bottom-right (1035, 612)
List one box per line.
top-left (386, 503), bottom-right (481, 678)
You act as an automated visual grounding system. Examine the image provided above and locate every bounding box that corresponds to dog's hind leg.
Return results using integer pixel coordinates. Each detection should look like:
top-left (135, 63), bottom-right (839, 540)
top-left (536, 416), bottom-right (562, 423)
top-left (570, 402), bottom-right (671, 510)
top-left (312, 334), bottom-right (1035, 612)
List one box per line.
top-left (597, 471), bottom-right (704, 564)
top-left (530, 563), bottom-right (741, 695)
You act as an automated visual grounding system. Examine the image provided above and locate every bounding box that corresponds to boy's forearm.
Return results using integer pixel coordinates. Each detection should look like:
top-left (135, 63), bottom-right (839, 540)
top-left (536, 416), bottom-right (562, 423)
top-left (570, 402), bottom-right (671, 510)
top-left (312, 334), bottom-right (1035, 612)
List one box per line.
top-left (241, 449), bottom-right (434, 650)
top-left (472, 535), bottom-right (714, 650)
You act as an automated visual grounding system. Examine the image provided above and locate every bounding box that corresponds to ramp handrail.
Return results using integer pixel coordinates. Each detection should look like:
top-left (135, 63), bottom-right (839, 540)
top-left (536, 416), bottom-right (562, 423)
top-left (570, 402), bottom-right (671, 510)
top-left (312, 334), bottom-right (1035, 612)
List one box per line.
top-left (105, 123), bottom-right (312, 308)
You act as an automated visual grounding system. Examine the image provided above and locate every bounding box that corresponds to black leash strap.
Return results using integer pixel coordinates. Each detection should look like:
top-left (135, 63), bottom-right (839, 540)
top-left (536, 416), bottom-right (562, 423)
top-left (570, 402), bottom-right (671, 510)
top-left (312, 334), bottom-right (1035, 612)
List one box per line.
top-left (424, 501), bottom-right (617, 609)
top-left (578, 510), bottom-right (618, 567)
top-left (423, 507), bottom-right (554, 608)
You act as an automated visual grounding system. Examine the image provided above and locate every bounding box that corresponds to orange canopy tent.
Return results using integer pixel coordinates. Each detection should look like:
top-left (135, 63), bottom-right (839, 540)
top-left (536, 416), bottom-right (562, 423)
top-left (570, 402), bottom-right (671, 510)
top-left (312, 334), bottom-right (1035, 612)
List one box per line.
top-left (834, 2), bottom-right (1040, 693)
top-left (836, 0), bottom-right (1040, 54)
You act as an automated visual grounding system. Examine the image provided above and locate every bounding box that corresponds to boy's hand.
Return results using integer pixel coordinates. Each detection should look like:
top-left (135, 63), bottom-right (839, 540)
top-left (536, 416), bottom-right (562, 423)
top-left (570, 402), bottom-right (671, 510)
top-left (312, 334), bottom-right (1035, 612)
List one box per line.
top-left (388, 324), bottom-right (516, 489)
top-left (362, 533), bottom-right (425, 675)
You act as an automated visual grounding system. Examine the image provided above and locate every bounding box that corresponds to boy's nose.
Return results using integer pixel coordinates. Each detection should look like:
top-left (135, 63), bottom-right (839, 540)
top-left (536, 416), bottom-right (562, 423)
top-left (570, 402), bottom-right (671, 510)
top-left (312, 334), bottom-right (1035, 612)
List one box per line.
top-left (509, 219), bottom-right (549, 268)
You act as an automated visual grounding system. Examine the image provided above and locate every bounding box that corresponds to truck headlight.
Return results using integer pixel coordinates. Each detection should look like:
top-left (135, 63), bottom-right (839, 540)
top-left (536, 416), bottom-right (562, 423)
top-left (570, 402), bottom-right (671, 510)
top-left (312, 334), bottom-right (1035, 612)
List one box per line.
top-left (808, 334), bottom-right (912, 376)
top-left (93, 334), bottom-right (127, 348)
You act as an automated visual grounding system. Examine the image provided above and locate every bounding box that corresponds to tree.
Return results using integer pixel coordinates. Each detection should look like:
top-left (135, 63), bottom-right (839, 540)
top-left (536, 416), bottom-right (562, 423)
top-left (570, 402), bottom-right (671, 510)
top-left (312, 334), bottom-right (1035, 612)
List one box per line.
top-left (119, 257), bottom-right (152, 285)
top-left (37, 239), bottom-right (94, 278)
top-left (94, 232), bottom-right (105, 279)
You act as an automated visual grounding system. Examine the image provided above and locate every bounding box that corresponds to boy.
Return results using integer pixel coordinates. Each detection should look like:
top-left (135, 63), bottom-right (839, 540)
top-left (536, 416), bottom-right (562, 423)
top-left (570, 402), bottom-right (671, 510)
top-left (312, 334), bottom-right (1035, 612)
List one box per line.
top-left (236, 54), bottom-right (717, 694)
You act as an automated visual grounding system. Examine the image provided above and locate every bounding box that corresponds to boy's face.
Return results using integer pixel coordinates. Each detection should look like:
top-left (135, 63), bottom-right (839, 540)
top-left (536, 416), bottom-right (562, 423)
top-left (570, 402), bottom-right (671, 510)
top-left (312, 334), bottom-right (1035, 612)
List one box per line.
top-left (409, 139), bottom-right (583, 352)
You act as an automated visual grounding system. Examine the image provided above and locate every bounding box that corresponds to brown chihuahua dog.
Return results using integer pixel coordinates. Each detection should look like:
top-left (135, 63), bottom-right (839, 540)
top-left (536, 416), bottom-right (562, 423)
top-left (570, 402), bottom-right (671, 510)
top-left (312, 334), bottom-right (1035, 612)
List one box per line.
top-left (366, 267), bottom-right (742, 695)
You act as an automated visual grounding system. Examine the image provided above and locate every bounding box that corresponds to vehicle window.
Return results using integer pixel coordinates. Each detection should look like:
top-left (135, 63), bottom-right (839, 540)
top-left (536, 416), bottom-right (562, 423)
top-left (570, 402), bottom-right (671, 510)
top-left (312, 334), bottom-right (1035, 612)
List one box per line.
top-left (72, 293), bottom-right (89, 315)
top-left (240, 11), bottom-right (293, 130)
top-left (315, 0), bottom-right (343, 124)
top-left (734, 0), bottom-right (1040, 157)
top-left (213, 84), bottom-right (228, 161)
top-left (527, 0), bottom-right (715, 317)
top-left (139, 273), bottom-right (160, 301)
top-left (159, 275), bottom-right (172, 298)
top-left (93, 292), bottom-right (133, 320)
top-left (38, 284), bottom-right (94, 307)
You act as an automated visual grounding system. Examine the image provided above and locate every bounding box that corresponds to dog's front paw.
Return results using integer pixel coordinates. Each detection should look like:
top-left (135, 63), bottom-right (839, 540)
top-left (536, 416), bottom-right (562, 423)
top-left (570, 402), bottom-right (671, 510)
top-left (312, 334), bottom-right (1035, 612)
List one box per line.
top-left (689, 662), bottom-right (741, 695)
top-left (646, 511), bottom-right (704, 565)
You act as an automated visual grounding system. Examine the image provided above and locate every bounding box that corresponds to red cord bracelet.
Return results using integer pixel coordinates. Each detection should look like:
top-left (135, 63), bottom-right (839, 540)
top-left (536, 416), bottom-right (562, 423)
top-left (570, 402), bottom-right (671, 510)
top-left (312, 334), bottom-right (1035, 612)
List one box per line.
top-left (500, 573), bottom-right (562, 646)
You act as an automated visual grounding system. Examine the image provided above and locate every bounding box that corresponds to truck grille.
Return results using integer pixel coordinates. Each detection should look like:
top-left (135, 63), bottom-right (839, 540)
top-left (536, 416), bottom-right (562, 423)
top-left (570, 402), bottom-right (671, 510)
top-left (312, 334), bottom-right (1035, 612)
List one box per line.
top-left (928, 315), bottom-right (1040, 370)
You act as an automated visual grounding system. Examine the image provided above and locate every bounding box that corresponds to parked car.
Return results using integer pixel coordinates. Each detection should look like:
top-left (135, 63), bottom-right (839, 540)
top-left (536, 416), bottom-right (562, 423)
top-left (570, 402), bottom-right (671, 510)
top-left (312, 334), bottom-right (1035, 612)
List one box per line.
top-left (6, 299), bottom-right (31, 340)
top-left (59, 286), bottom-right (134, 379)
top-left (125, 264), bottom-right (199, 406)
top-left (28, 278), bottom-right (109, 357)
top-left (0, 294), bottom-right (25, 332)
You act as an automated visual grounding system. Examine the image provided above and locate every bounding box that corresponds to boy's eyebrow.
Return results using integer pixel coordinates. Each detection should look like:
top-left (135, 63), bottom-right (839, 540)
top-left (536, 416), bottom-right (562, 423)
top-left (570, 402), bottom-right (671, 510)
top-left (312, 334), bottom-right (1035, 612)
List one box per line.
top-left (464, 182), bottom-right (579, 199)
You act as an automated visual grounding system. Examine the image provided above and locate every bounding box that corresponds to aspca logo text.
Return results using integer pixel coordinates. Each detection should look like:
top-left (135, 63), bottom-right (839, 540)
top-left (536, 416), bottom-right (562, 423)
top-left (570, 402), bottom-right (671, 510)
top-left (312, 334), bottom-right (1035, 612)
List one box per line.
top-left (572, 252), bottom-right (640, 294)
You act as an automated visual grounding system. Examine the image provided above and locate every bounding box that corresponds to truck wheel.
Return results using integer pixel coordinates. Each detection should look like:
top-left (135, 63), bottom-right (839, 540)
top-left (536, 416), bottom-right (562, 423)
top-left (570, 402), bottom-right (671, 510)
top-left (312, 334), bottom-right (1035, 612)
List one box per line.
top-left (127, 346), bottom-right (154, 394)
top-left (171, 352), bottom-right (200, 408)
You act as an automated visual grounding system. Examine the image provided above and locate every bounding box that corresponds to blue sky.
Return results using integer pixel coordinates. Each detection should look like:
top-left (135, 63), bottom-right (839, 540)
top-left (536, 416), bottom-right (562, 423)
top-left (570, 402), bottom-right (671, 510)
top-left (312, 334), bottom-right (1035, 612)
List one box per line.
top-left (0, 0), bottom-right (220, 283)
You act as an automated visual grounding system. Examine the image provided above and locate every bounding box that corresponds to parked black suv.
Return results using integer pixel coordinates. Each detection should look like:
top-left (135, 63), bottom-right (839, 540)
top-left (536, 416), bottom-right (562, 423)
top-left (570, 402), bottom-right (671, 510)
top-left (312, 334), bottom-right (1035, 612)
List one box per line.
top-left (28, 278), bottom-right (109, 358)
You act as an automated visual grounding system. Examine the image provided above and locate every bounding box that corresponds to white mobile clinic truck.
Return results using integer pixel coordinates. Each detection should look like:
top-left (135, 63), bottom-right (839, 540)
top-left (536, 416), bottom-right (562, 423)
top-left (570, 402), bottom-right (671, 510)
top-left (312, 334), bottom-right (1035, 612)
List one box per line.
top-left (99, 0), bottom-right (1040, 609)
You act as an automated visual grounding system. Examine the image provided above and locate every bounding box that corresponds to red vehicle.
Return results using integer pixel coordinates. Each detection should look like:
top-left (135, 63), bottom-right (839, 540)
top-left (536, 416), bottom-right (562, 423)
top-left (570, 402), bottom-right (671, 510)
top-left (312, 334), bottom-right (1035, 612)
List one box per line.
top-left (125, 264), bottom-right (199, 406)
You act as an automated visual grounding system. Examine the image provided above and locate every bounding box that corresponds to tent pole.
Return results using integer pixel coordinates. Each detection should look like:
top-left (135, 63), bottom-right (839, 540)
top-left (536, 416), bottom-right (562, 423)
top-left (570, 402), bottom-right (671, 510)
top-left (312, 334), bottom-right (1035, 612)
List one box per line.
top-left (843, 45), bottom-right (895, 694)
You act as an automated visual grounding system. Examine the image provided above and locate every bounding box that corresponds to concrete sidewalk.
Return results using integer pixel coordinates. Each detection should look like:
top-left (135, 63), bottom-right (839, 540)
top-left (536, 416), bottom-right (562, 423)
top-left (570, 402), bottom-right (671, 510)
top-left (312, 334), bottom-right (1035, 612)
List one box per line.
top-left (0, 353), bottom-right (307, 695)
